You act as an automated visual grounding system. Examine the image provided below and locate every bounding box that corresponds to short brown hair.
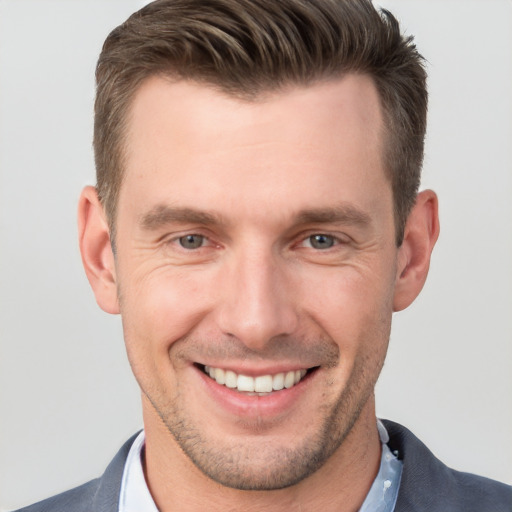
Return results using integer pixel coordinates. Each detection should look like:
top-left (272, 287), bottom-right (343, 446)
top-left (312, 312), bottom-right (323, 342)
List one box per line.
top-left (94, 0), bottom-right (427, 245)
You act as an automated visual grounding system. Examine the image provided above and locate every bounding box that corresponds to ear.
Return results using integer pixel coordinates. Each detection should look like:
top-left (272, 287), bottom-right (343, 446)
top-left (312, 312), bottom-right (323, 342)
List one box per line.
top-left (393, 190), bottom-right (440, 312)
top-left (77, 186), bottom-right (120, 314)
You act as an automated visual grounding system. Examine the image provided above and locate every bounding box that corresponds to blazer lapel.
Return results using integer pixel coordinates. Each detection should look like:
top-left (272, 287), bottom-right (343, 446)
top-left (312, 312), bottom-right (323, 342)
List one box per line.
top-left (92, 432), bottom-right (142, 512)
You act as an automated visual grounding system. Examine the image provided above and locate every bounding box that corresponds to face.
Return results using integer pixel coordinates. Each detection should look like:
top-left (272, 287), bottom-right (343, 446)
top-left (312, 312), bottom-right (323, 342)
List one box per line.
top-left (113, 75), bottom-right (399, 490)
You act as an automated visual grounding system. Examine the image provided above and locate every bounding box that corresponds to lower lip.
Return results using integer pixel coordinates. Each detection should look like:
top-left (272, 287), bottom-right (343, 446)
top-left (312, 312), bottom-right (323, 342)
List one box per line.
top-left (195, 366), bottom-right (315, 419)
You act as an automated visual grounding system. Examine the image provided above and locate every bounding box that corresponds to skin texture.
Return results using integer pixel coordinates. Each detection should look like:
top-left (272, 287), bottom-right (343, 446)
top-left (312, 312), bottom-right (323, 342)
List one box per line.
top-left (79, 75), bottom-right (439, 511)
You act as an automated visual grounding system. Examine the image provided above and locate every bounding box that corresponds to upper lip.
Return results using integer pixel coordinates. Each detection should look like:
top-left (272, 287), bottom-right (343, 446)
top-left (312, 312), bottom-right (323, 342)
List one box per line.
top-left (195, 362), bottom-right (316, 376)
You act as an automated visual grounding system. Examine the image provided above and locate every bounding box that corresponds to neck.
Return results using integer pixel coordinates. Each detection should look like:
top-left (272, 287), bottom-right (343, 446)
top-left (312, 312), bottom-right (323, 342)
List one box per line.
top-left (142, 395), bottom-right (381, 512)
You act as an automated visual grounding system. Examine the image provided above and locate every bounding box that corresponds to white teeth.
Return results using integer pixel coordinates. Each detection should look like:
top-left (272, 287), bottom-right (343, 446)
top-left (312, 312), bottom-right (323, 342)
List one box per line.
top-left (254, 375), bottom-right (273, 393)
top-left (225, 370), bottom-right (237, 389)
top-left (272, 372), bottom-right (285, 391)
top-left (237, 374), bottom-right (255, 392)
top-left (284, 371), bottom-right (295, 389)
top-left (203, 366), bottom-right (309, 393)
top-left (214, 367), bottom-right (225, 385)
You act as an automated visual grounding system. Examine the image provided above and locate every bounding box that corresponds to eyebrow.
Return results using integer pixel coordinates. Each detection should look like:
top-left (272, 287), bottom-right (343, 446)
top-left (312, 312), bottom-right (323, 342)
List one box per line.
top-left (140, 205), bottom-right (225, 230)
top-left (294, 205), bottom-right (372, 228)
top-left (139, 203), bottom-right (372, 231)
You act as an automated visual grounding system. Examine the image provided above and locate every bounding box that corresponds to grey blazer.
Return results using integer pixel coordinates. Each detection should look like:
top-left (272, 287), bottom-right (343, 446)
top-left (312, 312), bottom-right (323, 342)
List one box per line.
top-left (15, 420), bottom-right (512, 512)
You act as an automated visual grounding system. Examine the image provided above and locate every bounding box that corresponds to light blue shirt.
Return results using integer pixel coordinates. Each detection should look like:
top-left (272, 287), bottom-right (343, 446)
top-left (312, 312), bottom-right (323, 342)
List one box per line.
top-left (118, 420), bottom-right (402, 512)
top-left (359, 420), bottom-right (403, 512)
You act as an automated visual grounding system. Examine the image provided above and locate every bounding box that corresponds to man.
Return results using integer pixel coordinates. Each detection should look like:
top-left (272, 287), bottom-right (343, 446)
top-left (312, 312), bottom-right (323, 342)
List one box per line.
top-left (15, 0), bottom-right (511, 511)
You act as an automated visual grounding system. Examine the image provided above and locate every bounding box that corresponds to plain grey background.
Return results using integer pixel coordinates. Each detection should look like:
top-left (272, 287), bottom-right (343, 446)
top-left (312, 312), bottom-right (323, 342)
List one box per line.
top-left (1, 0), bottom-right (511, 510)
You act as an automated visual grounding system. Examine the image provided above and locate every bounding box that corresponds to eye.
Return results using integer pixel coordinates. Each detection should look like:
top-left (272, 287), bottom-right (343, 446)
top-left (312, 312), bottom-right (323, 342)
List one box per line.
top-left (178, 234), bottom-right (205, 249)
top-left (307, 234), bottom-right (336, 250)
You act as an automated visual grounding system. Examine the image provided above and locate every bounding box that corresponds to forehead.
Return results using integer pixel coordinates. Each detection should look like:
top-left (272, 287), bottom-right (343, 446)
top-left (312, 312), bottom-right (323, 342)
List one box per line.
top-left (120, 75), bottom-right (389, 225)
top-left (125, 74), bottom-right (384, 156)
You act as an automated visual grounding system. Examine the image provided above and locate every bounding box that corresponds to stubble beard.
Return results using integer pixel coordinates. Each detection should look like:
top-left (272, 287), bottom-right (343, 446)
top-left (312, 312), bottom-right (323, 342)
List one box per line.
top-left (144, 344), bottom-right (386, 491)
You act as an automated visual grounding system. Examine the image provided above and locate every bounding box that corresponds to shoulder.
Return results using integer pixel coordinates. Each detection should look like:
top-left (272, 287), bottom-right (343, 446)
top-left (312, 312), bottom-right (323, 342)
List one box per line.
top-left (13, 479), bottom-right (100, 512)
top-left (12, 432), bottom-right (140, 512)
top-left (382, 419), bottom-right (512, 512)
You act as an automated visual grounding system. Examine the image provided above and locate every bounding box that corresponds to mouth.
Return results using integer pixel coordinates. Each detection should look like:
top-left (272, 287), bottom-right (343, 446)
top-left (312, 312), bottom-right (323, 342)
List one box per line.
top-left (197, 364), bottom-right (317, 396)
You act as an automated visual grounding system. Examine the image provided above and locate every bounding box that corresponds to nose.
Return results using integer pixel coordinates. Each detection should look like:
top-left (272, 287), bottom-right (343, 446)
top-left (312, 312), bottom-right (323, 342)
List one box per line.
top-left (215, 248), bottom-right (299, 351)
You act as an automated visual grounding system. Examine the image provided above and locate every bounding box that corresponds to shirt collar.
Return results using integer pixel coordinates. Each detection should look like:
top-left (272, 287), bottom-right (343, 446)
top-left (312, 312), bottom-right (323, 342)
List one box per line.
top-left (359, 419), bottom-right (403, 512)
top-left (118, 430), bottom-right (158, 512)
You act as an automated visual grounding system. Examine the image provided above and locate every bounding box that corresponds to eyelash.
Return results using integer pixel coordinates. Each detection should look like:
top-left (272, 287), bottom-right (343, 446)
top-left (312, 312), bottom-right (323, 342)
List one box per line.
top-left (166, 232), bottom-right (347, 252)
top-left (299, 234), bottom-right (341, 250)
top-left (172, 234), bottom-right (211, 250)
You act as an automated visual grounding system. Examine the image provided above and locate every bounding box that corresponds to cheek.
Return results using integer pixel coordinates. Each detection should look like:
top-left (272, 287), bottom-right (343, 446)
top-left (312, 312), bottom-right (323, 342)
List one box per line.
top-left (302, 263), bottom-right (395, 351)
top-left (118, 268), bottom-right (214, 378)
top-left (122, 265), bottom-right (210, 330)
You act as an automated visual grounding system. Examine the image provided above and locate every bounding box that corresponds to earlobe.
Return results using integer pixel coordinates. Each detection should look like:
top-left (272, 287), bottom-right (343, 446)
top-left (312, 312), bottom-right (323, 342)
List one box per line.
top-left (78, 186), bottom-right (120, 314)
top-left (393, 190), bottom-right (440, 312)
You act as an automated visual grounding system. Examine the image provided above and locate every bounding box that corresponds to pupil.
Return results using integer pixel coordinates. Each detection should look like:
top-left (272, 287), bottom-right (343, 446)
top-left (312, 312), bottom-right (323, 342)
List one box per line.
top-left (311, 234), bottom-right (334, 249)
top-left (179, 235), bottom-right (203, 249)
